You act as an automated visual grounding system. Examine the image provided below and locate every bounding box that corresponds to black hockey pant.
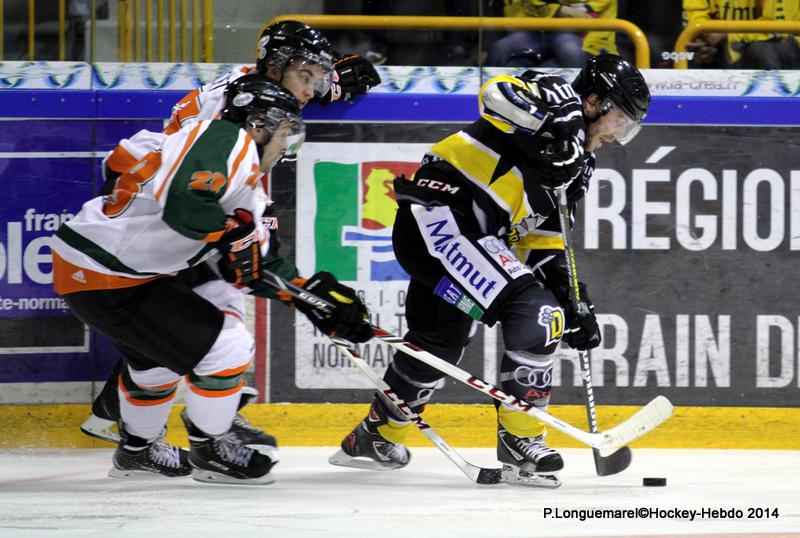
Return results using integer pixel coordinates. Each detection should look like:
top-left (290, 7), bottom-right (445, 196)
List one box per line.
top-left (378, 203), bottom-right (566, 421)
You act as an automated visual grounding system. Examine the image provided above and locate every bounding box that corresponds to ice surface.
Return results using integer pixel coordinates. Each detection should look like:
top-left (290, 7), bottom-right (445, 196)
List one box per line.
top-left (0, 448), bottom-right (798, 537)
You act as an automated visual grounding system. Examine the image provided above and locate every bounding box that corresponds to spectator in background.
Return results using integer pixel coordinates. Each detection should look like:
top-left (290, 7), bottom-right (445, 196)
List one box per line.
top-left (324, 0), bottom-right (481, 66)
top-left (485, 0), bottom-right (619, 68)
top-left (683, 0), bottom-right (800, 68)
top-left (2, 0), bottom-right (107, 61)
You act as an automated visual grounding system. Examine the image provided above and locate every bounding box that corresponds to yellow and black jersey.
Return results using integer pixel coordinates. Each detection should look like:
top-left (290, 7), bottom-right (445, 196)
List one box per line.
top-left (503, 0), bottom-right (620, 56)
top-left (683, 0), bottom-right (800, 63)
top-left (411, 72), bottom-right (593, 259)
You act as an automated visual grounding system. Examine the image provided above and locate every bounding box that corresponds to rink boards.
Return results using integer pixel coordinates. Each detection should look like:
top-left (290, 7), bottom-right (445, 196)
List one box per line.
top-left (0, 63), bottom-right (798, 448)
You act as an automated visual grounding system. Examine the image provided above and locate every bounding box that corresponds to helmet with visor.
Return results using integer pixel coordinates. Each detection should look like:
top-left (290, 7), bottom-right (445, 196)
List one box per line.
top-left (255, 20), bottom-right (335, 98)
top-left (571, 54), bottom-right (650, 145)
top-left (222, 73), bottom-right (305, 158)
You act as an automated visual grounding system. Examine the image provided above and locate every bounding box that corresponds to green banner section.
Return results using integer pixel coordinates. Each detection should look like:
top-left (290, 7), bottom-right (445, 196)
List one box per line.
top-left (313, 162), bottom-right (359, 280)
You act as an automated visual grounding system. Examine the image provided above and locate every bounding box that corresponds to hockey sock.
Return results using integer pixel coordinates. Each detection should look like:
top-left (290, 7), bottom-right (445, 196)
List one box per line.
top-left (376, 418), bottom-right (413, 444)
top-left (185, 363), bottom-right (247, 436)
top-left (362, 400), bottom-right (410, 443)
top-left (494, 348), bottom-right (554, 439)
top-left (498, 405), bottom-right (546, 438)
top-left (118, 366), bottom-right (179, 441)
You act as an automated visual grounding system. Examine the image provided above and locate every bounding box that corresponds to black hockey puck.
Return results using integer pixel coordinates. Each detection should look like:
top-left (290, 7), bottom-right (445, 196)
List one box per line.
top-left (643, 477), bottom-right (667, 487)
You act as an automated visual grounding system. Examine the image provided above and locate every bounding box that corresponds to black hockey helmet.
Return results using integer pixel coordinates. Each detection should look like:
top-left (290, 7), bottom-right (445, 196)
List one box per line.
top-left (255, 20), bottom-right (335, 95)
top-left (572, 54), bottom-right (650, 144)
top-left (572, 54), bottom-right (650, 121)
top-left (222, 73), bottom-right (305, 156)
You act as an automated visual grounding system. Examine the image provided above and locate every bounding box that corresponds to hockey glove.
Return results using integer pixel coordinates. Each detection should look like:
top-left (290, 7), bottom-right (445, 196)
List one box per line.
top-left (293, 271), bottom-right (373, 343)
top-left (216, 209), bottom-right (263, 287)
top-left (537, 136), bottom-right (584, 189)
top-left (553, 282), bottom-right (602, 351)
top-left (318, 54), bottom-right (381, 104)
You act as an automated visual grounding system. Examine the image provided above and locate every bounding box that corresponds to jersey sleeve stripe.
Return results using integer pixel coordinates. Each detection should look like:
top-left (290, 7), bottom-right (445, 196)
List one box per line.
top-left (201, 229), bottom-right (225, 243)
top-left (228, 133), bottom-right (254, 181)
top-left (164, 89), bottom-right (201, 135)
top-left (552, 110), bottom-right (584, 123)
top-left (106, 144), bottom-right (139, 174)
top-left (155, 122), bottom-right (204, 201)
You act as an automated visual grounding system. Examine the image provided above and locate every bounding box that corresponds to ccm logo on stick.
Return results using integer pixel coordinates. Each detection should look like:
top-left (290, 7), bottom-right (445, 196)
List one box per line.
top-left (417, 178), bottom-right (460, 194)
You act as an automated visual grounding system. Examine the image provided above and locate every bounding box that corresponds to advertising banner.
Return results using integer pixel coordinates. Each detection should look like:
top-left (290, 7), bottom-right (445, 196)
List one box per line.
top-left (293, 143), bottom-right (428, 389)
top-left (269, 125), bottom-right (800, 407)
top-left (0, 118), bottom-right (159, 392)
top-left (3, 62), bottom-right (799, 406)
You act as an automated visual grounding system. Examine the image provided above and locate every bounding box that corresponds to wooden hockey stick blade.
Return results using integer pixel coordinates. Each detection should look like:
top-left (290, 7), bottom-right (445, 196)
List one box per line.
top-left (593, 446), bottom-right (632, 476)
top-left (596, 396), bottom-right (674, 450)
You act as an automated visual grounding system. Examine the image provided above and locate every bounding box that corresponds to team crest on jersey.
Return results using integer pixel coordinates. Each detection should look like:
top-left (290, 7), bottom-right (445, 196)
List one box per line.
top-left (537, 305), bottom-right (565, 347)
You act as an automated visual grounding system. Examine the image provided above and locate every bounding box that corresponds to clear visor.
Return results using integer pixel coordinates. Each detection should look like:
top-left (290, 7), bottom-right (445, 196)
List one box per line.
top-left (283, 131), bottom-right (306, 159)
top-left (249, 109), bottom-right (306, 157)
top-left (289, 52), bottom-right (334, 97)
top-left (601, 99), bottom-right (642, 145)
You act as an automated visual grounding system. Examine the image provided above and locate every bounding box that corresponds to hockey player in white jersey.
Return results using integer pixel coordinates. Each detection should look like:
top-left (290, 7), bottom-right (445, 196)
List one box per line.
top-left (53, 76), bottom-right (372, 484)
top-left (330, 54), bottom-right (650, 487)
top-left (80, 19), bottom-right (381, 446)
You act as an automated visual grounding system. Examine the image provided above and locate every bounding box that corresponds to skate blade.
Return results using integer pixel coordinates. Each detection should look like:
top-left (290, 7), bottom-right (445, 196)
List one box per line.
top-left (190, 469), bottom-right (275, 485)
top-left (81, 415), bottom-right (120, 443)
top-left (500, 465), bottom-right (562, 488)
top-left (328, 449), bottom-right (408, 471)
top-left (108, 467), bottom-right (186, 479)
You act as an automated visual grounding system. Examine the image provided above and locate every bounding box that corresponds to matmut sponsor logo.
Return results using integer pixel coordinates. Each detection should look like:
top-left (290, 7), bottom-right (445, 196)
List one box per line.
top-left (424, 218), bottom-right (455, 248)
top-left (430, 237), bottom-right (500, 300)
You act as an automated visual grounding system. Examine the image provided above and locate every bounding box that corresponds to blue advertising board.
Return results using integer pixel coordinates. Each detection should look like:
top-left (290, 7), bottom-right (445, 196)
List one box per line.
top-left (2, 62), bottom-right (799, 405)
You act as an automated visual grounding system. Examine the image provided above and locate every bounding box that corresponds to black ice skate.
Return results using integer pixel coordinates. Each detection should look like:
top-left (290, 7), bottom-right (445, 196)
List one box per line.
top-left (81, 362), bottom-right (124, 443)
top-left (229, 387), bottom-right (279, 459)
top-left (328, 403), bottom-right (411, 471)
top-left (497, 426), bottom-right (563, 488)
top-left (81, 413), bottom-right (119, 443)
top-left (182, 411), bottom-right (276, 485)
top-left (81, 378), bottom-right (263, 445)
top-left (108, 425), bottom-right (190, 479)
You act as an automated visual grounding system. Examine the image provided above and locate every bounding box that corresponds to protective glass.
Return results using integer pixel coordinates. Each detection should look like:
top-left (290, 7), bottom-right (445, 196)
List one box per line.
top-left (600, 98), bottom-right (642, 145)
top-left (249, 108), bottom-right (306, 157)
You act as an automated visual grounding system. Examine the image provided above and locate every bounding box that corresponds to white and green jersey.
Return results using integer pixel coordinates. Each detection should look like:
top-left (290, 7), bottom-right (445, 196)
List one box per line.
top-left (52, 119), bottom-right (266, 287)
top-left (107, 65), bottom-right (255, 169)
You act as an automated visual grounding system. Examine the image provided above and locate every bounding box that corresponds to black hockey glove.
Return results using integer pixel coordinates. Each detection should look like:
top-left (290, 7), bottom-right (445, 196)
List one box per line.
top-left (318, 54), bottom-right (381, 104)
top-left (215, 209), bottom-right (263, 287)
top-left (293, 271), bottom-right (373, 343)
top-left (537, 136), bottom-right (584, 189)
top-left (552, 282), bottom-right (602, 351)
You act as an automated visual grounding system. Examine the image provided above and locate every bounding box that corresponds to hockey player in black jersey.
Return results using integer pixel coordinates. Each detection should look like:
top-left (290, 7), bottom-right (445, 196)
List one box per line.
top-left (330, 54), bottom-right (650, 487)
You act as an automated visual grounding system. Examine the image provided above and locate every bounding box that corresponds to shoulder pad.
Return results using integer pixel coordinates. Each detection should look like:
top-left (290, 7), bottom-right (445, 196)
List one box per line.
top-left (479, 75), bottom-right (550, 134)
